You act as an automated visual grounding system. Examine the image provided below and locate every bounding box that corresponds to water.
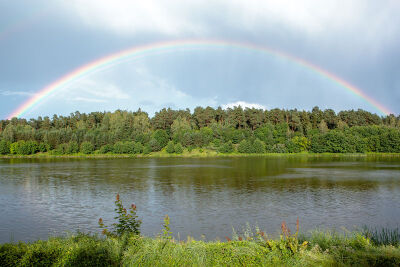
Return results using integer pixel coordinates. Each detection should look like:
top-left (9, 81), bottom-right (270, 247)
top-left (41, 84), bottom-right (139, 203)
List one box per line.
top-left (1, 155), bottom-right (400, 243)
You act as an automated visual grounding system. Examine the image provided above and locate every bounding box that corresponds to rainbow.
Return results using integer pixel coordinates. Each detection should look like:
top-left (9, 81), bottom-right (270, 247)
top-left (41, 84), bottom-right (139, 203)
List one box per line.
top-left (7, 39), bottom-right (393, 119)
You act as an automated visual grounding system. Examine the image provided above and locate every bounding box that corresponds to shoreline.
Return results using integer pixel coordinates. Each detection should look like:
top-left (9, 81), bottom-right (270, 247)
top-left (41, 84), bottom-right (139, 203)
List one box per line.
top-left (1, 151), bottom-right (400, 159)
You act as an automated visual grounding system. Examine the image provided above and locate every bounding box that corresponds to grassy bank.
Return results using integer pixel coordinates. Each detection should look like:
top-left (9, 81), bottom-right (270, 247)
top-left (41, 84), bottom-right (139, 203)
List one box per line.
top-left (1, 230), bottom-right (400, 266)
top-left (1, 149), bottom-right (400, 159)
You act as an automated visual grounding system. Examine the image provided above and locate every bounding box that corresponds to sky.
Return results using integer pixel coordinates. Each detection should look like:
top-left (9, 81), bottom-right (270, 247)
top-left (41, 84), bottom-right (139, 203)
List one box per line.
top-left (0, 0), bottom-right (399, 119)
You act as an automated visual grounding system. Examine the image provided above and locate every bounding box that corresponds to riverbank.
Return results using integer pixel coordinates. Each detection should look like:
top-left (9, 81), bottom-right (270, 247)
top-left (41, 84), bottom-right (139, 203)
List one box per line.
top-left (1, 230), bottom-right (399, 266)
top-left (1, 149), bottom-right (400, 159)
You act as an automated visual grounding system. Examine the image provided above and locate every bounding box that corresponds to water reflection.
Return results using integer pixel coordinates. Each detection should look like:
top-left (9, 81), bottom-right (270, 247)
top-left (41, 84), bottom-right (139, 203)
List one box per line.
top-left (0, 156), bottom-right (400, 243)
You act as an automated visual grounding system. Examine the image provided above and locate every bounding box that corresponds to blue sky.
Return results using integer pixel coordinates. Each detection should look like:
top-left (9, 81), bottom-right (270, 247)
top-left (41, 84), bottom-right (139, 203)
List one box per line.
top-left (0, 0), bottom-right (399, 119)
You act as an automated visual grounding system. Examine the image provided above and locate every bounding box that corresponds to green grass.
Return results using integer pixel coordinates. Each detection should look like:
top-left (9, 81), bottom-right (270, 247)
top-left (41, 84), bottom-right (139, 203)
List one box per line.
top-left (1, 230), bottom-right (400, 266)
top-left (362, 226), bottom-right (400, 246)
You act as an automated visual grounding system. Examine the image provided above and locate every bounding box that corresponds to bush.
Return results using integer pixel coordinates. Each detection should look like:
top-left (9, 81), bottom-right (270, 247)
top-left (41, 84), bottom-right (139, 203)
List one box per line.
top-left (174, 143), bottom-right (183, 154)
top-left (80, 142), bottom-right (94, 154)
top-left (133, 142), bottom-right (144, 154)
top-left (0, 243), bottom-right (27, 266)
top-left (237, 139), bottom-right (252, 153)
top-left (38, 143), bottom-right (50, 153)
top-left (99, 194), bottom-right (141, 236)
top-left (57, 234), bottom-right (119, 266)
top-left (237, 139), bottom-right (265, 153)
top-left (252, 139), bottom-right (266, 153)
top-left (218, 141), bottom-right (234, 153)
top-left (66, 141), bottom-right (79, 154)
top-left (53, 143), bottom-right (68, 155)
top-left (99, 144), bottom-right (114, 154)
top-left (18, 239), bottom-right (63, 266)
top-left (289, 136), bottom-right (310, 152)
top-left (166, 141), bottom-right (175, 154)
top-left (143, 144), bottom-right (152, 154)
top-left (271, 143), bottom-right (287, 153)
top-left (310, 131), bottom-right (354, 153)
top-left (10, 140), bottom-right (38, 155)
top-left (0, 140), bottom-right (10, 154)
top-left (113, 141), bottom-right (134, 154)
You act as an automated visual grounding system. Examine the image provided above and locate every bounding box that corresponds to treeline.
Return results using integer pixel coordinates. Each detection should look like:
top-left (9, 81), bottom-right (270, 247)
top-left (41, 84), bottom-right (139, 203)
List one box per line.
top-left (0, 106), bottom-right (400, 155)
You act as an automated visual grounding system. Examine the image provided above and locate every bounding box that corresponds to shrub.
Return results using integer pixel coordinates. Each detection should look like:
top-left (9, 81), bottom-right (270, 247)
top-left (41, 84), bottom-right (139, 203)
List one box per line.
top-left (143, 144), bottom-right (152, 154)
top-left (0, 243), bottom-right (27, 266)
top-left (218, 141), bottom-right (234, 153)
top-left (10, 140), bottom-right (38, 155)
top-left (99, 194), bottom-right (141, 237)
top-left (310, 131), bottom-right (353, 153)
top-left (0, 140), bottom-right (10, 155)
top-left (271, 143), bottom-right (287, 153)
top-left (252, 139), bottom-right (266, 153)
top-left (113, 141), bottom-right (134, 154)
top-left (66, 141), bottom-right (79, 154)
top-left (80, 142), bottom-right (94, 154)
top-left (18, 239), bottom-right (63, 266)
top-left (289, 136), bottom-right (310, 152)
top-left (133, 142), bottom-right (144, 154)
top-left (38, 143), bottom-right (50, 153)
top-left (99, 144), bottom-right (114, 154)
top-left (53, 143), bottom-right (68, 155)
top-left (174, 143), bottom-right (183, 154)
top-left (238, 139), bottom-right (252, 153)
top-left (57, 234), bottom-right (119, 266)
top-left (166, 141), bottom-right (175, 154)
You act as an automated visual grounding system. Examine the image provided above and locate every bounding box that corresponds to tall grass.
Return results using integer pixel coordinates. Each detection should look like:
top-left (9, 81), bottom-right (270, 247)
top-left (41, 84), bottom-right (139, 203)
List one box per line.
top-left (1, 230), bottom-right (400, 266)
top-left (362, 226), bottom-right (400, 246)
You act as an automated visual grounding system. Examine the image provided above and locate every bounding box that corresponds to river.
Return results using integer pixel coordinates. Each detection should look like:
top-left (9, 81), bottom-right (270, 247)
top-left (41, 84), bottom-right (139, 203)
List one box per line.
top-left (1, 155), bottom-right (400, 243)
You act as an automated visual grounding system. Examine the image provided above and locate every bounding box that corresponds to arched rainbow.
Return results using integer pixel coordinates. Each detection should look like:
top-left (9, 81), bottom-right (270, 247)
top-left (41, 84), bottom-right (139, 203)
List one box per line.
top-left (7, 39), bottom-right (393, 119)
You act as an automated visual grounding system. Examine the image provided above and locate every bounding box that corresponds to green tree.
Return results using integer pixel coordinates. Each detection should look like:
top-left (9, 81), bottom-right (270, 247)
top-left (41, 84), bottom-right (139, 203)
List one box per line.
top-left (150, 129), bottom-right (169, 151)
top-left (238, 139), bottom-right (252, 153)
top-left (252, 139), bottom-right (266, 153)
top-left (171, 116), bottom-right (191, 143)
top-left (174, 143), bottom-right (184, 154)
top-left (166, 141), bottom-right (175, 154)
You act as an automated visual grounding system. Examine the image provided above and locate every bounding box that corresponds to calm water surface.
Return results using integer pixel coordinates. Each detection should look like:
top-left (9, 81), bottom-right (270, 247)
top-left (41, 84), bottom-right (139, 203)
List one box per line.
top-left (1, 156), bottom-right (400, 243)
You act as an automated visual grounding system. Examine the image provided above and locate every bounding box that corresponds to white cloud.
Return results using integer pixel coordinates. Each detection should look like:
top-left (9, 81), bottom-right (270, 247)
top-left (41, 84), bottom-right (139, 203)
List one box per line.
top-left (62, 79), bottom-right (130, 101)
top-left (63, 0), bottom-right (206, 35)
top-left (61, 0), bottom-right (400, 44)
top-left (128, 66), bottom-right (218, 112)
top-left (46, 65), bottom-right (217, 115)
top-left (0, 90), bottom-right (34, 96)
top-left (222, 101), bottom-right (266, 110)
top-left (68, 97), bottom-right (107, 103)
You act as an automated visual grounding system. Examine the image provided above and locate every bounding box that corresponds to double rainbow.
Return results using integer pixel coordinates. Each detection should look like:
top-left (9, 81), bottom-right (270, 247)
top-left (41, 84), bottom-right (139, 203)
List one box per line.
top-left (7, 39), bottom-right (393, 119)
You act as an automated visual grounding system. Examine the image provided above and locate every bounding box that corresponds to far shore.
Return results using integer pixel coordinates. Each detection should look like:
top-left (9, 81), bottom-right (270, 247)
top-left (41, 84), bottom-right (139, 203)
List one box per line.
top-left (1, 150), bottom-right (400, 159)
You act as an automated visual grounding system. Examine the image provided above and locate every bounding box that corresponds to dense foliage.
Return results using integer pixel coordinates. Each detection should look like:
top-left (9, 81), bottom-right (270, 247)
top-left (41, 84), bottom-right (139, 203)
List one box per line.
top-left (1, 106), bottom-right (400, 155)
top-left (1, 228), bottom-right (399, 266)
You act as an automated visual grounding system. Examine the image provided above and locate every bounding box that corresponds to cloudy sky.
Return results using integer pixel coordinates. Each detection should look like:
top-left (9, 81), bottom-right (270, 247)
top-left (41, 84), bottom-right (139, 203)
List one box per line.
top-left (0, 0), bottom-right (399, 119)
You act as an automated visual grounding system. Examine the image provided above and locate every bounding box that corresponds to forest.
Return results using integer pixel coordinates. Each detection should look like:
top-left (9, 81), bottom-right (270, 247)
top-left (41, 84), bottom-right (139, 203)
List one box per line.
top-left (0, 106), bottom-right (400, 155)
